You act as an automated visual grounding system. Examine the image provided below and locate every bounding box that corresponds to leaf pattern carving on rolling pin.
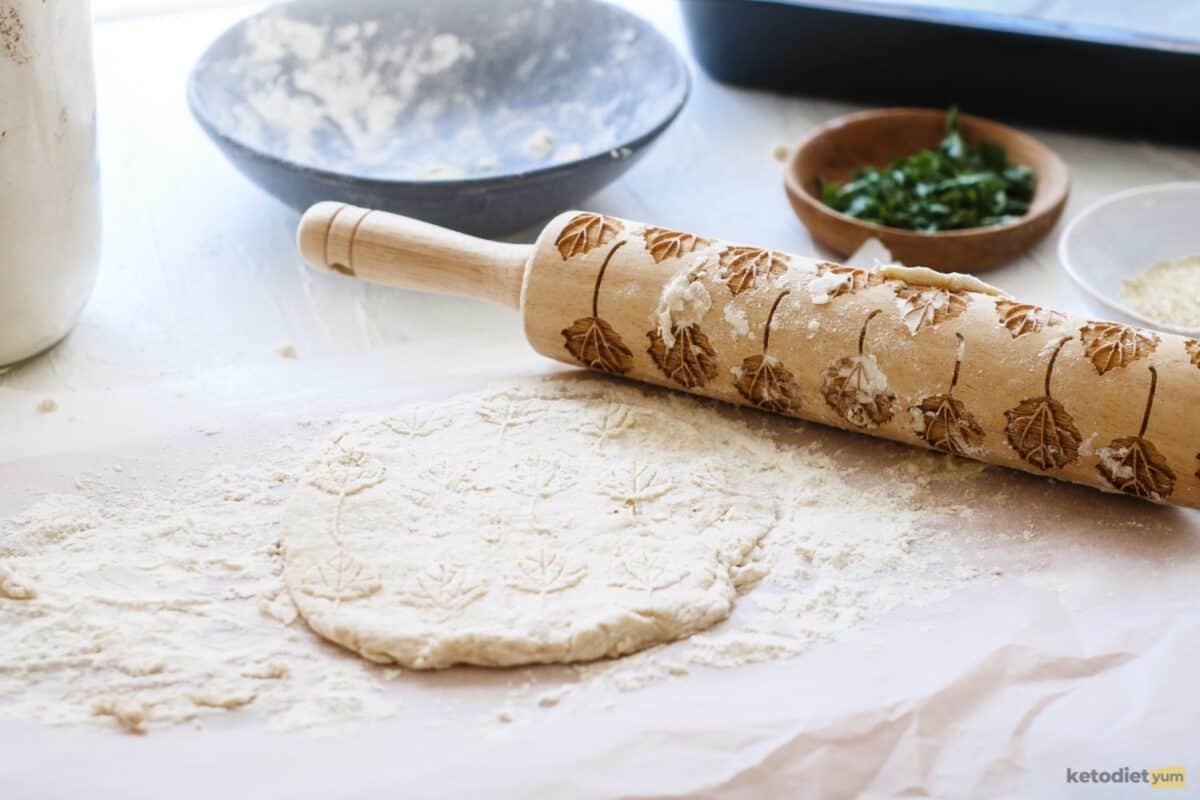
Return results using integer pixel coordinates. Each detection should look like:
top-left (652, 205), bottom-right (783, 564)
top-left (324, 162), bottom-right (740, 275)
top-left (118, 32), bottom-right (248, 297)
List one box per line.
top-left (733, 290), bottom-right (803, 414)
top-left (893, 285), bottom-right (970, 334)
top-left (908, 333), bottom-right (985, 456)
top-left (554, 213), bottom-right (621, 260)
top-left (1095, 367), bottom-right (1176, 501)
top-left (719, 246), bottom-right (789, 296)
top-left (561, 241), bottom-right (634, 375)
top-left (647, 324), bottom-right (718, 389)
top-left (815, 262), bottom-right (883, 300)
top-left (994, 300), bottom-right (1065, 339)
top-left (821, 309), bottom-right (895, 429)
top-left (1186, 339), bottom-right (1200, 369)
top-left (1003, 337), bottom-right (1082, 471)
top-left (642, 227), bottom-right (710, 263)
top-left (1078, 321), bottom-right (1159, 375)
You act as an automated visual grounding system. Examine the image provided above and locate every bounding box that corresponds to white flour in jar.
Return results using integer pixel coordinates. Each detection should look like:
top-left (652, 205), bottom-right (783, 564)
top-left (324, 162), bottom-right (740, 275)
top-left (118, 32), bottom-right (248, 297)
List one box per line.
top-left (0, 1), bottom-right (101, 367)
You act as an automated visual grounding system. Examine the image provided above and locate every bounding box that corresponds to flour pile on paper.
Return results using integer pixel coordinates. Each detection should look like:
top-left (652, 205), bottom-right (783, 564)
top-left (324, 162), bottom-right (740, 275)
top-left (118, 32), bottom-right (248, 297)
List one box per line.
top-left (0, 377), bottom-right (991, 733)
top-left (0, 446), bottom-right (392, 734)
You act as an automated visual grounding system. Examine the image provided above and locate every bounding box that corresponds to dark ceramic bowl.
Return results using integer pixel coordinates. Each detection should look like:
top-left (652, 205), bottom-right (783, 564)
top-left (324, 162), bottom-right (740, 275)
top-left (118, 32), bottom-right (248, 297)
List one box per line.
top-left (188, 0), bottom-right (690, 236)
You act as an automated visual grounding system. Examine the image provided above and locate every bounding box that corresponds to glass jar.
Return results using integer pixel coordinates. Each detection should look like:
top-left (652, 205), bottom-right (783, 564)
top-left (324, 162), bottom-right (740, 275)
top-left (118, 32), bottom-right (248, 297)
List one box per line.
top-left (0, 1), bottom-right (100, 369)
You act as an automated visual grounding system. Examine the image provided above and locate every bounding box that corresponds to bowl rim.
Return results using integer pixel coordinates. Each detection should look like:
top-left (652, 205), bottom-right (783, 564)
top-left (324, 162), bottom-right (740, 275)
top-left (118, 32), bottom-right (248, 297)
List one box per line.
top-left (1057, 180), bottom-right (1200, 336)
top-left (186, 0), bottom-right (691, 189)
top-left (784, 106), bottom-right (1070, 241)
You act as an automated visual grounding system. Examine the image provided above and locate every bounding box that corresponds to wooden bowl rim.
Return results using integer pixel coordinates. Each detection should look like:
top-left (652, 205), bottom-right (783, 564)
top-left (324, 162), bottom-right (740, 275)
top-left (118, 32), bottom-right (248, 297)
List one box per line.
top-left (784, 107), bottom-right (1070, 242)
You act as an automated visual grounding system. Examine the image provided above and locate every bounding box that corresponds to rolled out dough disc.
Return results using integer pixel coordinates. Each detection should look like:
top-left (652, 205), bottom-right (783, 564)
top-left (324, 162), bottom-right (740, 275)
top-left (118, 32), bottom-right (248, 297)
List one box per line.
top-left (281, 377), bottom-right (785, 669)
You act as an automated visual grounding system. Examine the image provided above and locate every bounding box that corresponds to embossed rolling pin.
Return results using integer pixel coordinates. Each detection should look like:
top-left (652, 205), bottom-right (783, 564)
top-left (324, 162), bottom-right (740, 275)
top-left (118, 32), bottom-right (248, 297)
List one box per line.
top-left (298, 202), bottom-right (1200, 509)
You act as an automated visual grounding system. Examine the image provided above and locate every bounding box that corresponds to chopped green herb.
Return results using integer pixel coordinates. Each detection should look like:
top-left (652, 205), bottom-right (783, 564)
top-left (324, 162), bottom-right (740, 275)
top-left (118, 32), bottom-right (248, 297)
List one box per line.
top-left (818, 108), bottom-right (1035, 232)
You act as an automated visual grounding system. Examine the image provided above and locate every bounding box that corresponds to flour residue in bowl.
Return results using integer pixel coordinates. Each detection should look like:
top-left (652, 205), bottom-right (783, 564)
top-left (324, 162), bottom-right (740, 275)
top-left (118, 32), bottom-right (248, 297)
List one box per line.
top-left (211, 6), bottom-right (670, 180)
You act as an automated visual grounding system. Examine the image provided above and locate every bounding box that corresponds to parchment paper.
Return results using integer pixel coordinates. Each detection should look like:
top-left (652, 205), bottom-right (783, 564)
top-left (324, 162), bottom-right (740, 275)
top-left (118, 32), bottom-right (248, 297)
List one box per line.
top-left (1, 353), bottom-right (1197, 799)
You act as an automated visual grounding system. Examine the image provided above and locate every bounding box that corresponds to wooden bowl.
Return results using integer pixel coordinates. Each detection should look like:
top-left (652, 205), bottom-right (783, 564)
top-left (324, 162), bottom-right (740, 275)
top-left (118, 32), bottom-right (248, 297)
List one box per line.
top-left (784, 108), bottom-right (1069, 271)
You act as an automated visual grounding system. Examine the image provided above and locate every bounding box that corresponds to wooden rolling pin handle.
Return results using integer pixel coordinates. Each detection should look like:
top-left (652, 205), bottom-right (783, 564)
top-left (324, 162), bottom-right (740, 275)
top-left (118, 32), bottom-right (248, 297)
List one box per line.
top-left (296, 202), bottom-right (533, 310)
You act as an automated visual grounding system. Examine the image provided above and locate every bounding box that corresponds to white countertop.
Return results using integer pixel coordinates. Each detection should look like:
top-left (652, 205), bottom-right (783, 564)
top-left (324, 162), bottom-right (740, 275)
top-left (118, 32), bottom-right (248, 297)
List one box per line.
top-left (6, 1), bottom-right (1200, 441)
top-left (3, 3), bottom-right (1200, 798)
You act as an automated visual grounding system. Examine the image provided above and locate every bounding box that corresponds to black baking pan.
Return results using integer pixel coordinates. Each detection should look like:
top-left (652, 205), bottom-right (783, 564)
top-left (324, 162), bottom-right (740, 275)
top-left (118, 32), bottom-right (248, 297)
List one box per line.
top-left (681, 0), bottom-right (1200, 143)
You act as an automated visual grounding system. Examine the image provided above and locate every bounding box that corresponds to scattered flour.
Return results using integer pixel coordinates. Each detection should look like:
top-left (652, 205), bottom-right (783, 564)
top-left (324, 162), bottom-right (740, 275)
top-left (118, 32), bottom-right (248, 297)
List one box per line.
top-left (523, 129), bottom-right (555, 159)
top-left (722, 304), bottom-right (752, 340)
top-left (0, 377), bottom-right (995, 734)
top-left (0, 449), bottom-right (395, 734)
top-left (554, 143), bottom-right (584, 163)
top-left (229, 14), bottom-right (478, 175)
top-left (1120, 255), bottom-right (1200, 330)
top-left (536, 686), bottom-right (572, 709)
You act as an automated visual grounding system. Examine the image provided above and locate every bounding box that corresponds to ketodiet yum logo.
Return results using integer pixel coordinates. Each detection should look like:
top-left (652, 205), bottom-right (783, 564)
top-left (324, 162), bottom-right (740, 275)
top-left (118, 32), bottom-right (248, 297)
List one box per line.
top-left (1065, 765), bottom-right (1186, 789)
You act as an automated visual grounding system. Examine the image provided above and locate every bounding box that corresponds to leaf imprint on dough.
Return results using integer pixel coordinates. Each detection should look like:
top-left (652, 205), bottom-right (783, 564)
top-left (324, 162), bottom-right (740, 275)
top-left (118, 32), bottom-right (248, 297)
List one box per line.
top-left (1187, 339), bottom-right (1200, 369)
top-left (601, 461), bottom-right (672, 516)
top-left (574, 400), bottom-right (638, 452)
top-left (694, 461), bottom-right (753, 498)
top-left (554, 213), bottom-right (621, 260)
top-left (403, 461), bottom-right (478, 509)
top-left (476, 393), bottom-right (540, 443)
top-left (506, 549), bottom-right (588, 596)
top-left (508, 455), bottom-right (576, 525)
top-left (1079, 321), bottom-right (1159, 375)
top-left (399, 562), bottom-right (487, 616)
top-left (300, 551), bottom-right (381, 601)
top-left (815, 262), bottom-right (884, 300)
top-left (908, 333), bottom-right (985, 456)
top-left (646, 323), bottom-right (718, 389)
top-left (642, 227), bottom-right (710, 263)
top-left (733, 290), bottom-right (803, 414)
top-left (609, 549), bottom-right (689, 592)
top-left (562, 241), bottom-right (634, 375)
top-left (821, 309), bottom-right (895, 429)
top-left (719, 246), bottom-right (790, 296)
top-left (382, 408), bottom-right (452, 438)
top-left (994, 300), bottom-right (1065, 339)
top-left (1095, 366), bottom-right (1176, 501)
top-left (1004, 336), bottom-right (1083, 471)
top-left (307, 437), bottom-right (387, 496)
top-left (893, 285), bottom-right (970, 334)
